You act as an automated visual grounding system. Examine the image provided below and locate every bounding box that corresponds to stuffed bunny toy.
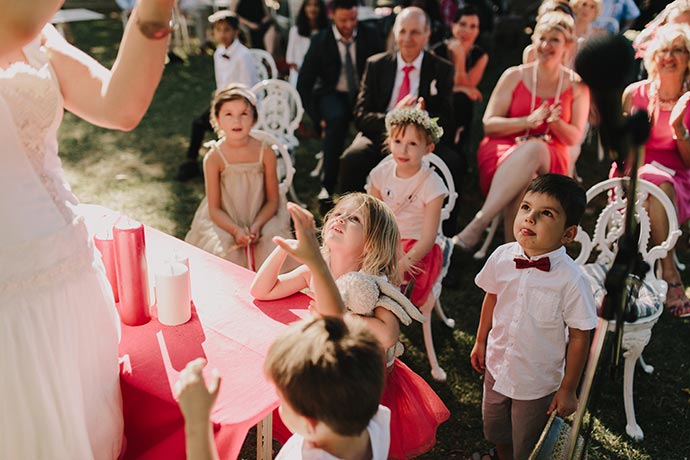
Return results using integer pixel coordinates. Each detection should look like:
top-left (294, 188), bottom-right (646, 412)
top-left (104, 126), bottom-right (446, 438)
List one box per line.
top-left (335, 271), bottom-right (426, 326)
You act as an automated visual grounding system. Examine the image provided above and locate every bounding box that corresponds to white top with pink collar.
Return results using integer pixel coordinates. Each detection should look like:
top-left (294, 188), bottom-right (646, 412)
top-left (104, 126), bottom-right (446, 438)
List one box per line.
top-left (475, 242), bottom-right (598, 400)
top-left (275, 405), bottom-right (391, 460)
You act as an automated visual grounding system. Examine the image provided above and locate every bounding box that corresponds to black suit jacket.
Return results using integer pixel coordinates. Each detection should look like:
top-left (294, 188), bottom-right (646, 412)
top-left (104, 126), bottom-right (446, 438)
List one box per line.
top-left (353, 51), bottom-right (455, 145)
top-left (297, 23), bottom-right (384, 122)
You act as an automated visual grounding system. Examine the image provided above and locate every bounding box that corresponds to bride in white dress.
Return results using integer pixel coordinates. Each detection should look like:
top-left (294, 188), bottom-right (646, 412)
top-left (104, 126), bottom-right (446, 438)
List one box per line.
top-left (0, 1), bottom-right (174, 458)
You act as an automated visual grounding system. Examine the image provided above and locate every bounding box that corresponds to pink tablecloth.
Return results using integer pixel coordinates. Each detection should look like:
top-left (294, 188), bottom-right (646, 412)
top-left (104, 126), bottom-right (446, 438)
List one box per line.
top-left (83, 206), bottom-right (309, 459)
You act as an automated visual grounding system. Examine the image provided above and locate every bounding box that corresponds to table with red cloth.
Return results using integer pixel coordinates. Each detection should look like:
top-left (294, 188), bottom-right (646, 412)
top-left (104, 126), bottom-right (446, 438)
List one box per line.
top-left (82, 205), bottom-right (309, 460)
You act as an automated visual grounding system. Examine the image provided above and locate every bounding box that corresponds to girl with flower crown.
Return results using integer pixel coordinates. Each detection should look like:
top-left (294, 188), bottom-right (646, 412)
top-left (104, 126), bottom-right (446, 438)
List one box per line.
top-left (366, 107), bottom-right (449, 314)
top-left (185, 84), bottom-right (291, 270)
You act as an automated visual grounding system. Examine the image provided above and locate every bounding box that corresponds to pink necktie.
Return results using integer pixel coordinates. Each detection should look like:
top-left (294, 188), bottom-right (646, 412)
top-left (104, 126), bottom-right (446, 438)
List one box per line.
top-left (395, 65), bottom-right (415, 104)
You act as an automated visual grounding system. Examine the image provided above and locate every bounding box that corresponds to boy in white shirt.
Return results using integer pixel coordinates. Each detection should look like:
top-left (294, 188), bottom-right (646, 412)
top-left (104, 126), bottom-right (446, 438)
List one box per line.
top-left (471, 174), bottom-right (598, 460)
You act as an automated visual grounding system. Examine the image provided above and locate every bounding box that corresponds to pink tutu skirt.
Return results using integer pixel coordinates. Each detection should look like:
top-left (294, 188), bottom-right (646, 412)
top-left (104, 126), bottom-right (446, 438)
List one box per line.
top-left (383, 358), bottom-right (450, 459)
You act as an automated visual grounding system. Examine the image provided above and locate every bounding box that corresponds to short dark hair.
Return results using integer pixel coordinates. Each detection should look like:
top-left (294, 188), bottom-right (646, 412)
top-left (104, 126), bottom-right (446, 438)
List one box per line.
top-left (331, 0), bottom-right (358, 12)
top-left (454, 5), bottom-right (480, 23)
top-left (264, 316), bottom-right (384, 436)
top-left (208, 9), bottom-right (239, 30)
top-left (525, 174), bottom-right (586, 227)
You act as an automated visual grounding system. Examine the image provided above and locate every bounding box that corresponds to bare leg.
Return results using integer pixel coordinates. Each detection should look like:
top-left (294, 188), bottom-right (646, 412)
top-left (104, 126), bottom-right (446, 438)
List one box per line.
top-left (497, 444), bottom-right (513, 460)
top-left (453, 139), bottom-right (550, 249)
top-left (263, 24), bottom-right (276, 56)
top-left (648, 183), bottom-right (690, 316)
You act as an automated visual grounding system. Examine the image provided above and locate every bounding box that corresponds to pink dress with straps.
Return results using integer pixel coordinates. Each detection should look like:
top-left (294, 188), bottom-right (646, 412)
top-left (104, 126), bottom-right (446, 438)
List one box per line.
top-left (477, 80), bottom-right (574, 196)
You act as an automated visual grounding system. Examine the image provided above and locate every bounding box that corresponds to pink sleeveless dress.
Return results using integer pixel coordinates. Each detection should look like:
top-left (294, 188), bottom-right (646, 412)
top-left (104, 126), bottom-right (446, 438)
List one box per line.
top-left (609, 80), bottom-right (690, 224)
top-left (477, 80), bottom-right (574, 196)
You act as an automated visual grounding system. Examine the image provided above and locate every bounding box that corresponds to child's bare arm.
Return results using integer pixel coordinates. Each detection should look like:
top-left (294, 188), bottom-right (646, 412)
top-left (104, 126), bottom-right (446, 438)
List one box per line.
top-left (353, 307), bottom-right (400, 349)
top-left (249, 147), bottom-right (280, 238)
top-left (268, 203), bottom-right (345, 316)
top-left (471, 292), bottom-right (496, 373)
top-left (400, 195), bottom-right (444, 275)
top-left (174, 358), bottom-right (221, 460)
top-left (368, 184), bottom-right (383, 200)
top-left (548, 327), bottom-right (591, 417)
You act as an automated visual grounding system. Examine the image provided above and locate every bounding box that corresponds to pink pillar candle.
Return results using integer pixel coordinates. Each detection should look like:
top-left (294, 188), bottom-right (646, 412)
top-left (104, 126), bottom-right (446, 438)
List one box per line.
top-left (113, 217), bottom-right (151, 326)
top-left (94, 231), bottom-right (119, 302)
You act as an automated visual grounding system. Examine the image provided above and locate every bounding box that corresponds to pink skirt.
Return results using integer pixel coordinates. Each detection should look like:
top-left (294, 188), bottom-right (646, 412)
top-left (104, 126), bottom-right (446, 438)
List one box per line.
top-left (401, 239), bottom-right (443, 307)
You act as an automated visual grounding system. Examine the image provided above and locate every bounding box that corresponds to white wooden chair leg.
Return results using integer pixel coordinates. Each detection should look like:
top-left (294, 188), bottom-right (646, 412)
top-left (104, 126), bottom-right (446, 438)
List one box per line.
top-left (422, 297), bottom-right (446, 381)
top-left (434, 299), bottom-right (455, 328)
top-left (310, 151), bottom-right (324, 178)
top-left (638, 355), bottom-right (654, 374)
top-left (474, 216), bottom-right (500, 260)
top-left (623, 334), bottom-right (649, 442)
top-left (288, 183), bottom-right (305, 208)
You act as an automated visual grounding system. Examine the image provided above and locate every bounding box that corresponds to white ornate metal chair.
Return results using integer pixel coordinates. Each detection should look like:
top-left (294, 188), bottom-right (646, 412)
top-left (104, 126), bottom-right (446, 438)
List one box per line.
top-left (251, 79), bottom-right (305, 205)
top-left (575, 177), bottom-right (681, 441)
top-left (249, 49), bottom-right (278, 82)
top-left (370, 153), bottom-right (458, 381)
top-left (249, 129), bottom-right (294, 200)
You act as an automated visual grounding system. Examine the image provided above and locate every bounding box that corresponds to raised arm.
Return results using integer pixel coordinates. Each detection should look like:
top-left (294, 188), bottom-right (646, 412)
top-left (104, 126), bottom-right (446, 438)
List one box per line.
top-left (43, 0), bottom-right (175, 131)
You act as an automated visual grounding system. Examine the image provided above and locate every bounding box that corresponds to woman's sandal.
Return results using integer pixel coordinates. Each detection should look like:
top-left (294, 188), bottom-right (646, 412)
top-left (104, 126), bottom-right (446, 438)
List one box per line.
top-left (665, 282), bottom-right (690, 318)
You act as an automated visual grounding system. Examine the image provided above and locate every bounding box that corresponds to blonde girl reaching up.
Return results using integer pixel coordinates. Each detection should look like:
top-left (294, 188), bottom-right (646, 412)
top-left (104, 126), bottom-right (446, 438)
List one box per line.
top-left (366, 108), bottom-right (448, 314)
top-left (185, 84), bottom-right (291, 270)
top-left (251, 194), bottom-right (450, 459)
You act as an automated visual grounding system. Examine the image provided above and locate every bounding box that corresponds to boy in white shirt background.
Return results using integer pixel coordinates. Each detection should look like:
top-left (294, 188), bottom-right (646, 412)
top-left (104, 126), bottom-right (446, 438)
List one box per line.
top-left (471, 174), bottom-right (598, 460)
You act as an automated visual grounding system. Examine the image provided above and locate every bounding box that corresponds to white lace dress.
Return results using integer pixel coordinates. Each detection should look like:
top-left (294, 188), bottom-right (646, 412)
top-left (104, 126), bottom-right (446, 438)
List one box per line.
top-left (0, 36), bottom-right (123, 459)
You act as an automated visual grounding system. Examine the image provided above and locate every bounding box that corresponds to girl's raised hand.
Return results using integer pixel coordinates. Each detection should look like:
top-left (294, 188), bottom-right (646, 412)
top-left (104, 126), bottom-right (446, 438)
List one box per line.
top-left (272, 202), bottom-right (322, 268)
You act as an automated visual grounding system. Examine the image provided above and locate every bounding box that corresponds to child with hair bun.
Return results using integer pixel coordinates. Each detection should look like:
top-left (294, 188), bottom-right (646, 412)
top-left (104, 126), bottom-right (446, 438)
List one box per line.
top-left (185, 83), bottom-right (291, 270)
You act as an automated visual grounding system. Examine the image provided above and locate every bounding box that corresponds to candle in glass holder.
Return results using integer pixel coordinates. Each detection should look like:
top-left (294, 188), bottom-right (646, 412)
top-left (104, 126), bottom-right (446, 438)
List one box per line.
top-left (94, 230), bottom-right (119, 302)
top-left (155, 262), bottom-right (192, 326)
top-left (113, 217), bottom-right (151, 326)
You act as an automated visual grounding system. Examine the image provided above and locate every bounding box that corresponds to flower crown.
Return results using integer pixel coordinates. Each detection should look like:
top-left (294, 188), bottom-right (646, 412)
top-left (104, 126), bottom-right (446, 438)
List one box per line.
top-left (385, 108), bottom-right (443, 144)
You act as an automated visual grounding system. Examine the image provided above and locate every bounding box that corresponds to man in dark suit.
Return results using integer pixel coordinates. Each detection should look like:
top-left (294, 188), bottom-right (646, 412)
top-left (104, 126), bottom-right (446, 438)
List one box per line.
top-left (297, 0), bottom-right (384, 199)
top-left (337, 6), bottom-right (462, 235)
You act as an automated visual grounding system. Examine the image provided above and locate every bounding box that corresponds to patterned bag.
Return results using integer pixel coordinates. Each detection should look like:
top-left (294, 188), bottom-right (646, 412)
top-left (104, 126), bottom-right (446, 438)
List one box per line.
top-left (529, 411), bottom-right (586, 460)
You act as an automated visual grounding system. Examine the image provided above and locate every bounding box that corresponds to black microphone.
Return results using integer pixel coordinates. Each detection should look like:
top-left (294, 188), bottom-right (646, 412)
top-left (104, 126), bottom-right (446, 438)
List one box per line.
top-left (574, 34), bottom-right (636, 168)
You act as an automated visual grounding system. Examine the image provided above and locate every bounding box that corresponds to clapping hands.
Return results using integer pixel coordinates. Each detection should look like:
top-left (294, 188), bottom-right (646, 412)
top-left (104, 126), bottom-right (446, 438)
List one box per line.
top-left (526, 101), bottom-right (562, 128)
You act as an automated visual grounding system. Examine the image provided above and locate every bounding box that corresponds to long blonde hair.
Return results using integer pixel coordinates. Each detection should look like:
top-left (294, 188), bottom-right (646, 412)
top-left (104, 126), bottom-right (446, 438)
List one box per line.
top-left (322, 193), bottom-right (401, 283)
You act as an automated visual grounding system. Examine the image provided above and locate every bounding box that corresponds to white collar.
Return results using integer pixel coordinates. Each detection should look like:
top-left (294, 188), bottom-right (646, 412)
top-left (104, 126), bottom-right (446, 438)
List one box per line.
top-left (217, 39), bottom-right (240, 56)
top-left (332, 24), bottom-right (357, 43)
top-left (512, 243), bottom-right (566, 264)
top-left (396, 51), bottom-right (424, 72)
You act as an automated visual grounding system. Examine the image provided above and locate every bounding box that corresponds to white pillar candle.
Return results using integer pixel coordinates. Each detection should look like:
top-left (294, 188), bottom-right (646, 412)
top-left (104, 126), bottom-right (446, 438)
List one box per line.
top-left (155, 262), bottom-right (191, 326)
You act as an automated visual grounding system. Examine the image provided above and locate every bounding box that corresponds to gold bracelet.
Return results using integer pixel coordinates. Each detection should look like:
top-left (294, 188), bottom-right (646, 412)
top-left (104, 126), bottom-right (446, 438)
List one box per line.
top-left (136, 14), bottom-right (174, 40)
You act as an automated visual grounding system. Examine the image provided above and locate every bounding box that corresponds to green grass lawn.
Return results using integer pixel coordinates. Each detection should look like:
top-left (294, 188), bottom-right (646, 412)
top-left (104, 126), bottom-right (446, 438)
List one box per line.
top-left (59, 14), bottom-right (690, 460)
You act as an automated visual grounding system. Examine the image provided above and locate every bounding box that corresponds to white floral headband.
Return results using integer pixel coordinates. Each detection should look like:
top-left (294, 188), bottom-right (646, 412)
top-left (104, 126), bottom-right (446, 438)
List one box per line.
top-left (385, 108), bottom-right (443, 144)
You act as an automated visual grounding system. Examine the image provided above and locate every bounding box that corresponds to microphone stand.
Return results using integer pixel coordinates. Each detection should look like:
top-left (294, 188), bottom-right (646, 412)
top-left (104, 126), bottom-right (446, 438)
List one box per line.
top-left (566, 111), bottom-right (650, 460)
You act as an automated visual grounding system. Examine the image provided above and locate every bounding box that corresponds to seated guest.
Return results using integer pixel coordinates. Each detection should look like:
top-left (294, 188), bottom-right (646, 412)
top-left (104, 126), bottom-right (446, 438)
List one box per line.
top-left (614, 24), bottom-right (690, 317)
top-left (337, 6), bottom-right (462, 235)
top-left (297, 0), bottom-right (384, 200)
top-left (176, 10), bottom-right (259, 181)
top-left (432, 5), bottom-right (489, 175)
top-left (285, 0), bottom-right (329, 87)
top-left (452, 12), bottom-right (589, 248)
top-left (231, 0), bottom-right (277, 55)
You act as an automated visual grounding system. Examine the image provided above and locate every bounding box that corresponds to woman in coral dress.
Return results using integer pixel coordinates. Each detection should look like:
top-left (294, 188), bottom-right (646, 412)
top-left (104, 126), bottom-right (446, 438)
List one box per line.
top-left (452, 11), bottom-right (590, 248)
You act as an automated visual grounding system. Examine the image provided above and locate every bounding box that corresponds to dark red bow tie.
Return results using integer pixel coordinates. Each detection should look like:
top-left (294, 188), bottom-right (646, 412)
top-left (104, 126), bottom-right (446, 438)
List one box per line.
top-left (514, 257), bottom-right (551, 272)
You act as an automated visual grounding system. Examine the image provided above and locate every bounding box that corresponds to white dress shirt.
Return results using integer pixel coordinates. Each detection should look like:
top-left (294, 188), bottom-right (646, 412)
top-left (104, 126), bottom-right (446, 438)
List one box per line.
top-left (213, 39), bottom-right (259, 90)
top-left (475, 242), bottom-right (598, 400)
top-left (387, 51), bottom-right (424, 111)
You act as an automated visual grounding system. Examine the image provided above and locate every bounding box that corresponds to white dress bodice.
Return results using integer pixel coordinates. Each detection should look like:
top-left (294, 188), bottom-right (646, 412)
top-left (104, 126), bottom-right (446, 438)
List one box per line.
top-left (0, 37), bottom-right (78, 247)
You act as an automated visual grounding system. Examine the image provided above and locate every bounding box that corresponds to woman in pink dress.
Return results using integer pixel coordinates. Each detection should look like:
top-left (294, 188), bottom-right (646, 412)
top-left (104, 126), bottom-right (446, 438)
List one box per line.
top-left (452, 11), bottom-right (590, 247)
top-left (614, 24), bottom-right (690, 317)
